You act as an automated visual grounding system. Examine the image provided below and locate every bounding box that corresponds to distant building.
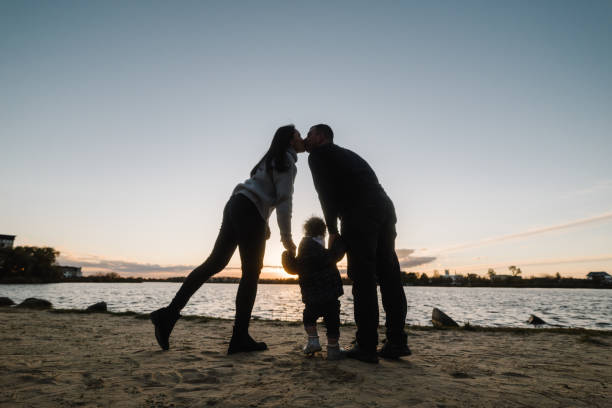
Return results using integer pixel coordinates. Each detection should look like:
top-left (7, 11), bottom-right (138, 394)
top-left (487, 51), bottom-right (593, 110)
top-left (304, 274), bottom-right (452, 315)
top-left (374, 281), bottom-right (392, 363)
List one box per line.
top-left (443, 269), bottom-right (463, 284)
top-left (0, 235), bottom-right (16, 249)
top-left (587, 271), bottom-right (612, 282)
top-left (59, 266), bottom-right (82, 278)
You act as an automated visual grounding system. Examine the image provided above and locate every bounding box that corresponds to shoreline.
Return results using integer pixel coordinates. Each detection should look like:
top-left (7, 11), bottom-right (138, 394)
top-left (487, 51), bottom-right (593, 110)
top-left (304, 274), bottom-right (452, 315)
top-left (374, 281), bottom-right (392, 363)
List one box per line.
top-left (3, 307), bottom-right (612, 336)
top-left (1, 308), bottom-right (610, 407)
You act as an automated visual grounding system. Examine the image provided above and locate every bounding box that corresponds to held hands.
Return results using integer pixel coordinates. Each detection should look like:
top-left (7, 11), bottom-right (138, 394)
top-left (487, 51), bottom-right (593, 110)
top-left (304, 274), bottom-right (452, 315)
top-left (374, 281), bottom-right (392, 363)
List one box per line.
top-left (282, 236), bottom-right (297, 256)
top-left (281, 250), bottom-right (297, 275)
top-left (281, 250), bottom-right (295, 266)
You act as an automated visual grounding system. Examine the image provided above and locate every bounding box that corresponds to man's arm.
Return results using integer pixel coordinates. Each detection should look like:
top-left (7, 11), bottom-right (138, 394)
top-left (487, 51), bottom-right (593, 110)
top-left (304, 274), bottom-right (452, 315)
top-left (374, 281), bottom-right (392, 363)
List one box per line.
top-left (308, 153), bottom-right (339, 235)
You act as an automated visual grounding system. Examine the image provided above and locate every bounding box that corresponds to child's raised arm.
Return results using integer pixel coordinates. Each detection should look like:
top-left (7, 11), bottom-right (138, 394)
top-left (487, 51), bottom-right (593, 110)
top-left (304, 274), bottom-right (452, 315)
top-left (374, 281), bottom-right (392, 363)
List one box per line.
top-left (327, 238), bottom-right (346, 264)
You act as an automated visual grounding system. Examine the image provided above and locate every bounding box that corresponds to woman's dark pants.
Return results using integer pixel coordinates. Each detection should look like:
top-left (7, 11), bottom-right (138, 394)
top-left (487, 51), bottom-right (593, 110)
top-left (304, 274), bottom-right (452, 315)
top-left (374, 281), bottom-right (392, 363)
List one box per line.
top-left (168, 194), bottom-right (266, 332)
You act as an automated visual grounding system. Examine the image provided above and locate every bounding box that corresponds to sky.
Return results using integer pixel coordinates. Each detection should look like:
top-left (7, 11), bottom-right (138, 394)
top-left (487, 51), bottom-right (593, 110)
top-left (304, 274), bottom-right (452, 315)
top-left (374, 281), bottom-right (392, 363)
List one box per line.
top-left (1, 1), bottom-right (611, 278)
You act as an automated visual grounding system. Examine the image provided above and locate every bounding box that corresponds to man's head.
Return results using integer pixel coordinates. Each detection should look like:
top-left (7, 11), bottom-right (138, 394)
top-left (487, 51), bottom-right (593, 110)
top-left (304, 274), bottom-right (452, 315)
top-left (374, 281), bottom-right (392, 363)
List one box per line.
top-left (304, 124), bottom-right (333, 152)
top-left (303, 216), bottom-right (327, 238)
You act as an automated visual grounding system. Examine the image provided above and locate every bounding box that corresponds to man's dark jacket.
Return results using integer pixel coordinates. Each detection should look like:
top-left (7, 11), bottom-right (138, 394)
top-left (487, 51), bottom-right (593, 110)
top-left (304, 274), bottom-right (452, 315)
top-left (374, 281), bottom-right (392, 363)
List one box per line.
top-left (307, 143), bottom-right (390, 234)
top-left (282, 237), bottom-right (345, 305)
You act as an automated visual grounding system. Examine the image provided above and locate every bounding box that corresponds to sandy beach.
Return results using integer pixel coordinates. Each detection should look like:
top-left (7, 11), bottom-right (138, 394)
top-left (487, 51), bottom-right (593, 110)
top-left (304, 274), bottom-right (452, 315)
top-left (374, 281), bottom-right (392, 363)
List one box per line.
top-left (0, 308), bottom-right (610, 408)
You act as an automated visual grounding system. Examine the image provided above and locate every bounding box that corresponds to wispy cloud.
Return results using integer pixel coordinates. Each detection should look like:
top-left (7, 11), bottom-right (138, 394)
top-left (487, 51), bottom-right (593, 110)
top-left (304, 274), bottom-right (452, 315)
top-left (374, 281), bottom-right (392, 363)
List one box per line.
top-left (58, 254), bottom-right (196, 275)
top-left (450, 254), bottom-right (612, 275)
top-left (435, 210), bottom-right (612, 254)
top-left (566, 180), bottom-right (612, 197)
top-left (396, 249), bottom-right (436, 268)
top-left (58, 253), bottom-right (288, 276)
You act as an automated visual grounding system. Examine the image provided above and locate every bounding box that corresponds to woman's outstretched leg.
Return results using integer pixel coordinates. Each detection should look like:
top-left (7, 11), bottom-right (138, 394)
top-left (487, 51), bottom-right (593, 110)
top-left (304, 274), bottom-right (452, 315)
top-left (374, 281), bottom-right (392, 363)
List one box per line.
top-left (151, 202), bottom-right (238, 351)
top-left (168, 223), bottom-right (237, 313)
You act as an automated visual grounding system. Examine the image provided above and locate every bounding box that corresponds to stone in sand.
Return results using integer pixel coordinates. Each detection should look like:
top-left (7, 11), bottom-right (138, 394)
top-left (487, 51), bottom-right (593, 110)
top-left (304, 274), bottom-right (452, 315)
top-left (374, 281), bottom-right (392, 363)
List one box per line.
top-left (0, 297), bottom-right (15, 307)
top-left (86, 301), bottom-right (107, 312)
top-left (432, 308), bottom-right (459, 328)
top-left (527, 314), bottom-right (546, 325)
top-left (17, 298), bottom-right (53, 309)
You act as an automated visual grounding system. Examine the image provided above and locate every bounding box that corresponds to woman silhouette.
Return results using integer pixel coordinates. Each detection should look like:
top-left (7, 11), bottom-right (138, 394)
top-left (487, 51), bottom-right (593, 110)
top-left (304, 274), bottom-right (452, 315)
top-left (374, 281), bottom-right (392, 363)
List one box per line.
top-left (151, 124), bottom-right (304, 353)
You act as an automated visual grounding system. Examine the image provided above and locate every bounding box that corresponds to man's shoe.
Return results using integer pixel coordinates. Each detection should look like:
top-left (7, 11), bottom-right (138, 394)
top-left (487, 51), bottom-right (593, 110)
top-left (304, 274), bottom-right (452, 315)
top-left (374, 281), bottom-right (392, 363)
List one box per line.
top-left (150, 307), bottom-right (180, 351)
top-left (344, 344), bottom-right (379, 364)
top-left (227, 327), bottom-right (268, 354)
top-left (378, 339), bottom-right (412, 359)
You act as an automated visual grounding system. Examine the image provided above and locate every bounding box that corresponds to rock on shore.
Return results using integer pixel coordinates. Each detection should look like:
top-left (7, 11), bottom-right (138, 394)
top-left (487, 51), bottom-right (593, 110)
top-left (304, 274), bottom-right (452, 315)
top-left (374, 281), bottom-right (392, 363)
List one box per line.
top-left (432, 308), bottom-right (459, 328)
top-left (17, 298), bottom-right (52, 309)
top-left (0, 297), bottom-right (14, 307)
top-left (527, 314), bottom-right (546, 325)
top-left (86, 302), bottom-right (107, 312)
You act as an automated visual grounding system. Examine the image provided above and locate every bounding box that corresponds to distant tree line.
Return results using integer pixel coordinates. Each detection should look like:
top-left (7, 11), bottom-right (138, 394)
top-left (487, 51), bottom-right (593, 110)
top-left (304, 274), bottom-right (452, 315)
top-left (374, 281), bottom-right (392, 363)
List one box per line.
top-left (0, 246), bottom-right (63, 283)
top-left (2, 246), bottom-right (609, 288)
top-left (399, 271), bottom-right (611, 288)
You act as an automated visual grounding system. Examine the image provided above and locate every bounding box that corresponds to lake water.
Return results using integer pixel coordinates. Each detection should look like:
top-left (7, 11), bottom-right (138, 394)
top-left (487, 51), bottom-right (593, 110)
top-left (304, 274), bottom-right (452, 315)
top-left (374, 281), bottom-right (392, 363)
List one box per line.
top-left (1, 283), bottom-right (610, 330)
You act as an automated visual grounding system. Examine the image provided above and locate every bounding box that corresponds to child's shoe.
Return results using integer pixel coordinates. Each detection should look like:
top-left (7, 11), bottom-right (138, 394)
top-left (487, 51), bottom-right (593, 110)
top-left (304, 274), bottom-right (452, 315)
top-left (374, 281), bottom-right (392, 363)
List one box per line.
top-left (303, 335), bottom-right (322, 354)
top-left (326, 344), bottom-right (346, 360)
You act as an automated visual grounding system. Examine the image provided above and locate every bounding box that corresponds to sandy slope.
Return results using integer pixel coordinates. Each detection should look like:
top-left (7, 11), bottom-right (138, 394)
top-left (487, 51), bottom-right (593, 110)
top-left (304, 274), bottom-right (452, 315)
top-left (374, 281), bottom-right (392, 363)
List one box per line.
top-left (0, 308), bottom-right (610, 408)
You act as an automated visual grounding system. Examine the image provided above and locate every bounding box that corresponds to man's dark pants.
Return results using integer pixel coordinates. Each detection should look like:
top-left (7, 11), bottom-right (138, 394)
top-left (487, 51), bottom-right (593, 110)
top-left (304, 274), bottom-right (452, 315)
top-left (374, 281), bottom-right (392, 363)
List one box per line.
top-left (341, 197), bottom-right (407, 352)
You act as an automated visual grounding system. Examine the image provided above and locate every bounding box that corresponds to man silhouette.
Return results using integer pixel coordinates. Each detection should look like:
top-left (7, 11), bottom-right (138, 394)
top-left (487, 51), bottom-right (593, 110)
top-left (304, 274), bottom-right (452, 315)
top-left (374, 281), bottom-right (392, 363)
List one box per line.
top-left (304, 124), bottom-right (411, 363)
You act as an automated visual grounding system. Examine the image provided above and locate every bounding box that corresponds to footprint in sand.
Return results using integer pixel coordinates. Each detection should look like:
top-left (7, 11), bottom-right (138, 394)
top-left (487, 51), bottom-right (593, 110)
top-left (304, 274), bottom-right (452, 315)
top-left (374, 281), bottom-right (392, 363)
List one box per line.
top-left (20, 374), bottom-right (58, 385)
top-left (142, 372), bottom-right (171, 387)
top-left (81, 373), bottom-right (104, 389)
top-left (501, 371), bottom-right (531, 378)
top-left (153, 371), bottom-right (182, 385)
top-left (178, 354), bottom-right (204, 363)
top-left (318, 366), bottom-right (361, 383)
top-left (123, 385), bottom-right (142, 394)
top-left (200, 350), bottom-right (222, 357)
top-left (179, 368), bottom-right (221, 384)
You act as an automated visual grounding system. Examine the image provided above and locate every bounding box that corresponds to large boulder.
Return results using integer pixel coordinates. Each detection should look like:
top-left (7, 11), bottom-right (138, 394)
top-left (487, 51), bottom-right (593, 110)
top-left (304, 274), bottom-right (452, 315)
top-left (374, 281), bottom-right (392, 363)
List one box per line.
top-left (527, 314), bottom-right (546, 325)
top-left (432, 308), bottom-right (459, 328)
top-left (17, 298), bottom-right (52, 309)
top-left (86, 301), bottom-right (107, 312)
top-left (0, 297), bottom-right (15, 307)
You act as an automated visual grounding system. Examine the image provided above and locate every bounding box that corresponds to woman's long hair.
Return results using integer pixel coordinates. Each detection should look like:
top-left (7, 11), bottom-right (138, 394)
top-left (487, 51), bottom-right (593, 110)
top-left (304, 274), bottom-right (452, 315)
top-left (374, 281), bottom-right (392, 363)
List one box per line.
top-left (250, 124), bottom-right (295, 177)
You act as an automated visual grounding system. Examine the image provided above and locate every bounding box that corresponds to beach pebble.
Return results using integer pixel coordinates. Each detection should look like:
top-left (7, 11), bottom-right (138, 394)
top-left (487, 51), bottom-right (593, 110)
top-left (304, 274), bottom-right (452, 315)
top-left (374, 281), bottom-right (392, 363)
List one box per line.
top-left (432, 307), bottom-right (459, 328)
top-left (0, 297), bottom-right (15, 307)
top-left (86, 301), bottom-right (107, 312)
top-left (527, 314), bottom-right (546, 325)
top-left (17, 298), bottom-right (52, 309)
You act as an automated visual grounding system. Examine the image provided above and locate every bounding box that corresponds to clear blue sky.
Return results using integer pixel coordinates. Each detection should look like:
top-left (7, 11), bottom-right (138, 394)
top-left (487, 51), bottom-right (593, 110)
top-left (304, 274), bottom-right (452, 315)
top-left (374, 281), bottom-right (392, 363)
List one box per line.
top-left (2, 1), bottom-right (611, 278)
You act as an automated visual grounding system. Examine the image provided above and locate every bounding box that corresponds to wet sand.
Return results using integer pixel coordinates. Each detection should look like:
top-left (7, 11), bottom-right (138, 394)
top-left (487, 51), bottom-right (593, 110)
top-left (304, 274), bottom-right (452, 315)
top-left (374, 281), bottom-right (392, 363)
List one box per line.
top-left (1, 308), bottom-right (610, 407)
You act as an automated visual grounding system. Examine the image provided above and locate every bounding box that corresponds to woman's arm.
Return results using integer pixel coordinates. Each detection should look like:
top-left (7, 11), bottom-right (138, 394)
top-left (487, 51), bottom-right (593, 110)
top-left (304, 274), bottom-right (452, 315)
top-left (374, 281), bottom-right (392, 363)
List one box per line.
top-left (274, 155), bottom-right (298, 249)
